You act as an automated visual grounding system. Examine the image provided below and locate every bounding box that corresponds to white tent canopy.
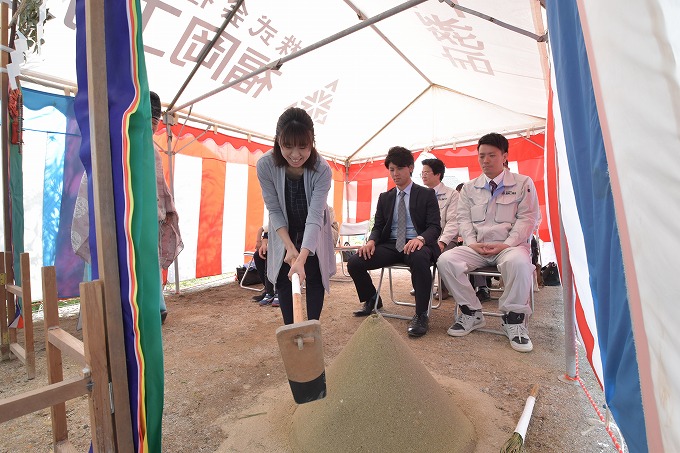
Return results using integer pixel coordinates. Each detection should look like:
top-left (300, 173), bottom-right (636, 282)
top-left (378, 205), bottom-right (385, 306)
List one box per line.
top-left (6, 0), bottom-right (680, 451)
top-left (26, 0), bottom-right (547, 160)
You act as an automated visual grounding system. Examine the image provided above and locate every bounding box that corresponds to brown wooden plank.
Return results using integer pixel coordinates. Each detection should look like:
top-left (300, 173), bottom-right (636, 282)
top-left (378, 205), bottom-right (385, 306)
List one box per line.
top-left (54, 440), bottom-right (79, 453)
top-left (84, 0), bottom-right (133, 447)
top-left (0, 252), bottom-right (9, 360)
top-left (9, 342), bottom-right (25, 361)
top-left (20, 253), bottom-right (35, 379)
top-left (4, 252), bottom-right (16, 345)
top-left (43, 265), bottom-right (69, 445)
top-left (48, 329), bottom-right (86, 367)
top-left (81, 280), bottom-right (116, 452)
top-left (42, 267), bottom-right (59, 331)
top-left (0, 376), bottom-right (90, 423)
top-left (5, 284), bottom-right (22, 297)
top-left (0, 7), bottom-right (10, 257)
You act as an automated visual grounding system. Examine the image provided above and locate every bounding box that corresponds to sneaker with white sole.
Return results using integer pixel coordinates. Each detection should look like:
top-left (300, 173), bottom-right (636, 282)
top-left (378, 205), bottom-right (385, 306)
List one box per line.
top-left (258, 294), bottom-right (275, 306)
top-left (501, 320), bottom-right (533, 352)
top-left (447, 309), bottom-right (485, 337)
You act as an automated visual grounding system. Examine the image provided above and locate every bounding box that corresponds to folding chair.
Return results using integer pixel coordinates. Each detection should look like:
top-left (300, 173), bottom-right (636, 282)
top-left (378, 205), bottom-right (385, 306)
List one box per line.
top-left (460, 265), bottom-right (534, 335)
top-left (375, 262), bottom-right (439, 320)
top-left (531, 234), bottom-right (542, 291)
top-left (240, 251), bottom-right (265, 292)
top-left (384, 264), bottom-right (444, 309)
top-left (332, 220), bottom-right (370, 282)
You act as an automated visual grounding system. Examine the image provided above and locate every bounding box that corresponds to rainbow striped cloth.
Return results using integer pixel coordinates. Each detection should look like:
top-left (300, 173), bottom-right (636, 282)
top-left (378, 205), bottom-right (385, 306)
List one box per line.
top-left (74, 0), bottom-right (164, 450)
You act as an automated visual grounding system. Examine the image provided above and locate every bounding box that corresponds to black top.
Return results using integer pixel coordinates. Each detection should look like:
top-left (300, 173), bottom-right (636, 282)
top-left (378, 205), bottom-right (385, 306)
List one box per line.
top-left (285, 175), bottom-right (308, 249)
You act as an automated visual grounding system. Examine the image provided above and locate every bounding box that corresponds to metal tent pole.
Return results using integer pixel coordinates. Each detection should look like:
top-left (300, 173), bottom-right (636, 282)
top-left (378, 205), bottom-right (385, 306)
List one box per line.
top-left (168, 0), bottom-right (429, 115)
top-left (165, 0), bottom-right (244, 113)
top-left (560, 216), bottom-right (577, 380)
top-left (440, 0), bottom-right (547, 42)
top-left (163, 117), bottom-right (181, 294)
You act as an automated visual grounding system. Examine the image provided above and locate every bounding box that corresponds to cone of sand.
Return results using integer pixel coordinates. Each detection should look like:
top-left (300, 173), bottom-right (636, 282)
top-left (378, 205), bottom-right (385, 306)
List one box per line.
top-left (291, 315), bottom-right (476, 452)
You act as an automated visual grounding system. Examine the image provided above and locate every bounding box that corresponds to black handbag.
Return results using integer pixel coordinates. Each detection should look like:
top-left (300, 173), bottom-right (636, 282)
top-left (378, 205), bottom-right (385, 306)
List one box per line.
top-left (236, 261), bottom-right (261, 286)
top-left (541, 262), bottom-right (561, 286)
top-left (340, 242), bottom-right (357, 262)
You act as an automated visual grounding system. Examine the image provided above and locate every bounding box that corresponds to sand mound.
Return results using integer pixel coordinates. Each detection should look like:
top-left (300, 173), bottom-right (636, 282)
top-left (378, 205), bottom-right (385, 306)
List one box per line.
top-left (291, 315), bottom-right (476, 452)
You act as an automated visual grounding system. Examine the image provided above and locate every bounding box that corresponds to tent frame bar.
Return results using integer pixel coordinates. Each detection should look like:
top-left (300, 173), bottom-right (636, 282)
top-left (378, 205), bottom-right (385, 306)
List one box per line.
top-left (166, 0), bottom-right (244, 113)
top-left (167, 0), bottom-right (429, 115)
top-left (440, 0), bottom-right (548, 42)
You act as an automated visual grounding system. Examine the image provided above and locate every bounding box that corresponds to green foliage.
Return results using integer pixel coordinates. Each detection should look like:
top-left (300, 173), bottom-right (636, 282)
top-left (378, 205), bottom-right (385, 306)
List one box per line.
top-left (18, 0), bottom-right (53, 53)
top-left (30, 297), bottom-right (80, 313)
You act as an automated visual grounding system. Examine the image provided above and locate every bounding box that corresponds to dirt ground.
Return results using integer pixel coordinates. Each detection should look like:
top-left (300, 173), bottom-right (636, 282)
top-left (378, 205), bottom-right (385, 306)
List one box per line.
top-left (1, 265), bottom-right (625, 452)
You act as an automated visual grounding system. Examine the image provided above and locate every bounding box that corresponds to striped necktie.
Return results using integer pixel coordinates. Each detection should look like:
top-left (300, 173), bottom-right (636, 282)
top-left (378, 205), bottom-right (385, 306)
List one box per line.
top-left (490, 180), bottom-right (498, 195)
top-left (395, 191), bottom-right (407, 252)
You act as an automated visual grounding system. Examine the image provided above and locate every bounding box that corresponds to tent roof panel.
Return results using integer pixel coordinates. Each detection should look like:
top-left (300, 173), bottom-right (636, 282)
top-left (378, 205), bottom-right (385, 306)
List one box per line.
top-left (350, 85), bottom-right (545, 161)
top-left (22, 0), bottom-right (548, 161)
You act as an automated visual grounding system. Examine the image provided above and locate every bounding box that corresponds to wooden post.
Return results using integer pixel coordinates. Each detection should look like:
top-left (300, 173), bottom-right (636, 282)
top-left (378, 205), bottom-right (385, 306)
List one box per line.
top-left (1, 1), bottom-right (11, 255)
top-left (0, 251), bottom-right (9, 360)
top-left (43, 266), bottom-right (68, 446)
top-left (5, 253), bottom-right (35, 379)
top-left (19, 253), bottom-right (35, 379)
top-left (81, 280), bottom-right (116, 452)
top-left (0, 274), bottom-right (115, 452)
top-left (5, 252), bottom-right (15, 346)
top-left (84, 0), bottom-right (133, 448)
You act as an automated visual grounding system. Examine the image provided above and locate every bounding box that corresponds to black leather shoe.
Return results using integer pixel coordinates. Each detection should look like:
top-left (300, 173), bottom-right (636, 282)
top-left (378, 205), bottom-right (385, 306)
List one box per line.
top-left (252, 291), bottom-right (267, 302)
top-left (161, 310), bottom-right (168, 324)
top-left (434, 289), bottom-right (450, 300)
top-left (476, 287), bottom-right (491, 302)
top-left (353, 294), bottom-right (383, 317)
top-left (407, 312), bottom-right (429, 337)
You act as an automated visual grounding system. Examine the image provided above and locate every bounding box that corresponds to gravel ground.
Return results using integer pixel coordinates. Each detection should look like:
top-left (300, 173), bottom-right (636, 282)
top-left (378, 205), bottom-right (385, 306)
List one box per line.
top-left (1, 266), bottom-right (625, 452)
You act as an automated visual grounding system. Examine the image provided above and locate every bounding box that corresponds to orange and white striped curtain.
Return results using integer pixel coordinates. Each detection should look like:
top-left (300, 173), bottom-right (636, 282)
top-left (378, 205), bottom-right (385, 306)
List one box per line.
top-left (154, 123), bottom-right (345, 281)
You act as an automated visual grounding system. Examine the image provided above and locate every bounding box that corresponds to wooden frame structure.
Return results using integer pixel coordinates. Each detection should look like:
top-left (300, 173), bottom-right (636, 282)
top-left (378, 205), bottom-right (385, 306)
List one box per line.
top-left (0, 251), bottom-right (36, 379)
top-left (0, 0), bottom-right (133, 448)
top-left (0, 253), bottom-right (8, 361)
top-left (0, 268), bottom-right (115, 452)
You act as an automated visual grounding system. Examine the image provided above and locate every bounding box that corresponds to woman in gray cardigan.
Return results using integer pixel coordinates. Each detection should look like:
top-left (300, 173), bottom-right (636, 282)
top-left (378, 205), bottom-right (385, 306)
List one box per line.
top-left (256, 108), bottom-right (336, 325)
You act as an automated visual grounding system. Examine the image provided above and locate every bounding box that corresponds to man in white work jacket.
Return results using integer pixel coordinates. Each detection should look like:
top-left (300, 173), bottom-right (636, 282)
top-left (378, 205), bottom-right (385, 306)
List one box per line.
top-left (420, 157), bottom-right (459, 300)
top-left (437, 133), bottom-right (540, 352)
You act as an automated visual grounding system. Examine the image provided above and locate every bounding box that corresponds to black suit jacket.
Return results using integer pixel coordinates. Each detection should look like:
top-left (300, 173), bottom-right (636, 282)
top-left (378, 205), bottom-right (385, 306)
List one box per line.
top-left (368, 183), bottom-right (442, 259)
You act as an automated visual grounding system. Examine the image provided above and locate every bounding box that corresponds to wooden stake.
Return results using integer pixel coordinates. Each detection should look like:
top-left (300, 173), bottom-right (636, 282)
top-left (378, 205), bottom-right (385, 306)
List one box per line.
top-left (19, 253), bottom-right (35, 379)
top-left (82, 279), bottom-right (116, 452)
top-left (43, 266), bottom-right (68, 445)
top-left (84, 0), bottom-right (133, 447)
top-left (0, 252), bottom-right (9, 360)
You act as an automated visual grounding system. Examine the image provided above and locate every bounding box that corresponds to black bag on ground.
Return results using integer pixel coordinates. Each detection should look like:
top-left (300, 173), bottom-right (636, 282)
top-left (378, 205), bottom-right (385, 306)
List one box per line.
top-left (341, 242), bottom-right (357, 262)
top-left (236, 261), bottom-right (261, 286)
top-left (541, 262), bottom-right (561, 286)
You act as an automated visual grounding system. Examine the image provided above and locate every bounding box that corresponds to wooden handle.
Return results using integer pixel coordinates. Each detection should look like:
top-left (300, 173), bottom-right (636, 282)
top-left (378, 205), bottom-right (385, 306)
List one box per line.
top-left (292, 273), bottom-right (304, 323)
top-left (514, 384), bottom-right (540, 438)
top-left (529, 384), bottom-right (540, 398)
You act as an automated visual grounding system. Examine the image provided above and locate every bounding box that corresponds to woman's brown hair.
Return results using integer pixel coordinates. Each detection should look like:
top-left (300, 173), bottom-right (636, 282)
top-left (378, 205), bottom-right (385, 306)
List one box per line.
top-left (272, 107), bottom-right (318, 169)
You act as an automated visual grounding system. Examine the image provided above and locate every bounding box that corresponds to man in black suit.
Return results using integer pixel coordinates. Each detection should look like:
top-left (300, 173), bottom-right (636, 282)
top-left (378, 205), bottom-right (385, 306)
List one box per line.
top-left (347, 146), bottom-right (441, 337)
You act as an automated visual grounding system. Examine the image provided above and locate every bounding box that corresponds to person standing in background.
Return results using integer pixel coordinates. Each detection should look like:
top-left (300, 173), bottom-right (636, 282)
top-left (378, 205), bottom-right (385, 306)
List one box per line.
top-left (252, 224), bottom-right (279, 306)
top-left (72, 91), bottom-right (183, 325)
top-left (151, 92), bottom-right (184, 323)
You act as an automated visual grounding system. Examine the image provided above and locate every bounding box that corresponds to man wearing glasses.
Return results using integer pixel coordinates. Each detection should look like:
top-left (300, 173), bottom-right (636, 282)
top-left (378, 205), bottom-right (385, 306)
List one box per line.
top-left (418, 158), bottom-right (459, 300)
